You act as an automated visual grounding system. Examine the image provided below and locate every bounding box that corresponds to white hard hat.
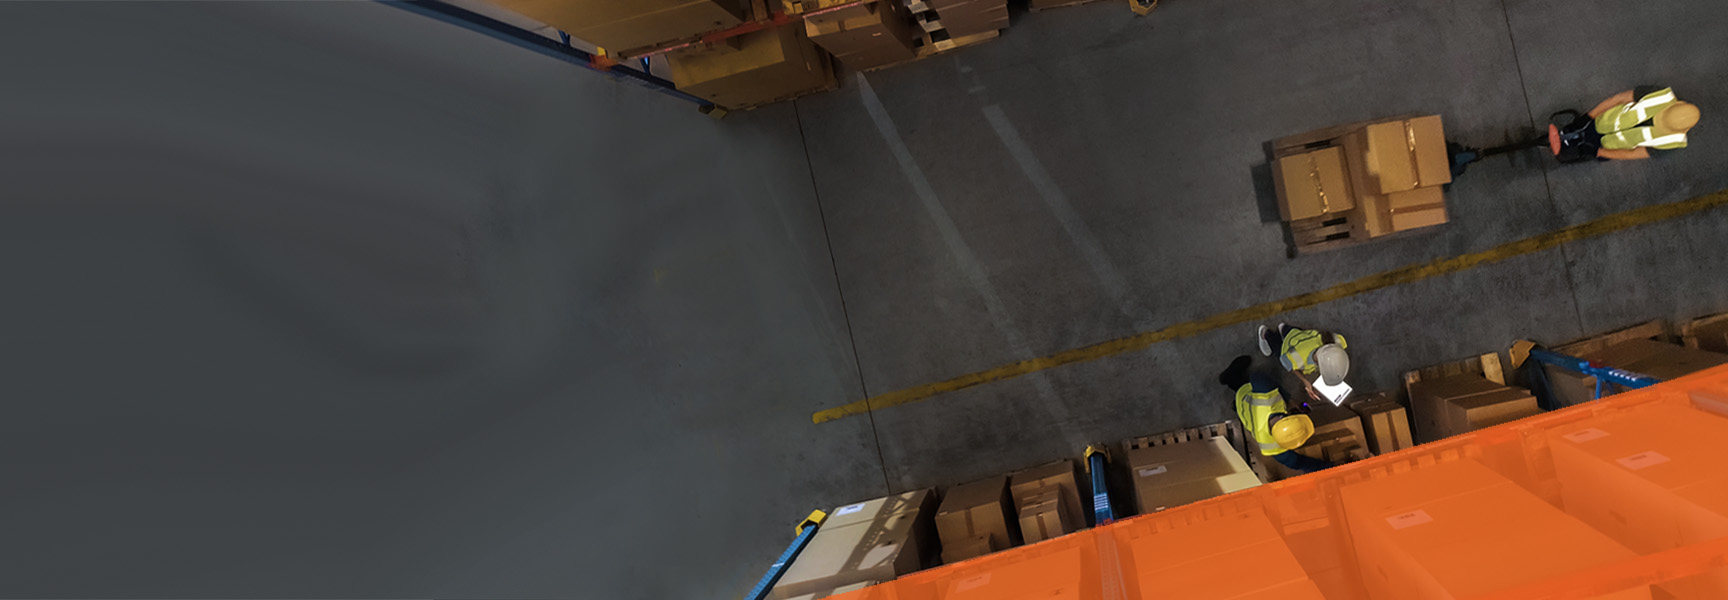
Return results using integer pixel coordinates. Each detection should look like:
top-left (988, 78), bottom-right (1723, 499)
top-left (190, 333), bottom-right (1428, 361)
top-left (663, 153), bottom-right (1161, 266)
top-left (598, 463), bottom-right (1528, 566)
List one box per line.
top-left (1316, 343), bottom-right (1350, 386)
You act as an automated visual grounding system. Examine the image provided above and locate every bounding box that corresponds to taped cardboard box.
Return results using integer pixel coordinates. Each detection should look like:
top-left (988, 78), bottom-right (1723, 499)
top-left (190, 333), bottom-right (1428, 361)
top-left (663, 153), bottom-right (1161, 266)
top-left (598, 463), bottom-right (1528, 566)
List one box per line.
top-left (1408, 372), bottom-right (1505, 443)
top-left (934, 475), bottom-right (1014, 561)
top-left (1126, 437), bottom-right (1260, 513)
top-left (1549, 404), bottom-right (1728, 597)
top-left (1017, 487), bottom-right (1074, 544)
top-left (1273, 147), bottom-right (1355, 221)
top-left (940, 546), bottom-right (1086, 600)
top-left (804, 0), bottom-right (918, 69)
top-left (769, 506), bottom-right (933, 599)
top-left (825, 488), bottom-right (935, 530)
top-left (1350, 398), bottom-right (1414, 455)
top-left (1385, 185), bottom-right (1448, 232)
top-left (668, 25), bottom-right (834, 108)
top-left (1009, 459), bottom-right (1086, 530)
top-left (1360, 115), bottom-right (1451, 194)
top-left (1546, 340), bottom-right (1728, 407)
top-left (1126, 510), bottom-right (1320, 598)
top-left (1439, 388), bottom-right (1540, 438)
top-left (1340, 459), bottom-right (1648, 600)
top-left (491, 0), bottom-right (746, 53)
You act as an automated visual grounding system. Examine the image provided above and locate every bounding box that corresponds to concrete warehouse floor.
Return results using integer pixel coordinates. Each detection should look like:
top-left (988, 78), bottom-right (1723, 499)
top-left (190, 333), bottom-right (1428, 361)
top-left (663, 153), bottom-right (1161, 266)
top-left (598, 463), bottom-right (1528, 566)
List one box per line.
top-left (0, 0), bottom-right (1724, 598)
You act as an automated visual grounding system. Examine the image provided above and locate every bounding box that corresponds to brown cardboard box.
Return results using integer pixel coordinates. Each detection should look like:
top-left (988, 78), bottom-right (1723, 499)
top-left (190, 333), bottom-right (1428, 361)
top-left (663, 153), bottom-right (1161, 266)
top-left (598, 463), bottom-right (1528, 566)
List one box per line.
top-left (1350, 398), bottom-right (1414, 455)
top-left (1408, 373), bottom-right (1505, 443)
top-left (934, 475), bottom-right (1013, 555)
top-left (1385, 185), bottom-right (1448, 232)
top-left (1340, 459), bottom-right (1646, 600)
top-left (668, 25), bottom-right (834, 109)
top-left (804, 0), bottom-right (918, 69)
top-left (1440, 388), bottom-right (1540, 438)
top-left (1688, 318), bottom-right (1728, 354)
top-left (770, 502), bottom-right (933, 599)
top-left (491, 0), bottom-right (747, 53)
top-left (1274, 147), bottom-right (1355, 221)
top-left (1009, 460), bottom-right (1086, 530)
top-left (1126, 437), bottom-right (1260, 513)
top-left (1361, 115), bottom-right (1451, 194)
top-left (939, 534), bottom-right (997, 564)
top-left (1017, 487), bottom-right (1074, 544)
top-left (1545, 340), bottom-right (1728, 407)
top-left (1125, 510), bottom-right (1321, 598)
top-left (825, 488), bottom-right (935, 530)
top-left (780, 580), bottom-right (877, 600)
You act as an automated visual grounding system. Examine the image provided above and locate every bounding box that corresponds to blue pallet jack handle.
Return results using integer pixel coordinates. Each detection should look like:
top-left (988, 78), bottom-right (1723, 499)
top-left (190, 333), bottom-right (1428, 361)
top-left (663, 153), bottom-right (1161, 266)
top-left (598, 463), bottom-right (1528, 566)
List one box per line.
top-left (745, 510), bottom-right (827, 600)
top-left (1085, 445), bottom-right (1115, 526)
top-left (1511, 340), bottom-right (1662, 402)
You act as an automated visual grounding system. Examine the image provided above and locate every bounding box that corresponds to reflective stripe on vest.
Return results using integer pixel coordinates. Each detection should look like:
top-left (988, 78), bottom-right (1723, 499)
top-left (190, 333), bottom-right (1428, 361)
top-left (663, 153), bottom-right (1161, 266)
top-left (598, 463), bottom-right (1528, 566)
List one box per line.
top-left (1280, 329), bottom-right (1346, 374)
top-left (1601, 127), bottom-right (1689, 150)
top-left (1599, 87), bottom-right (1679, 133)
top-left (1235, 383), bottom-right (1289, 456)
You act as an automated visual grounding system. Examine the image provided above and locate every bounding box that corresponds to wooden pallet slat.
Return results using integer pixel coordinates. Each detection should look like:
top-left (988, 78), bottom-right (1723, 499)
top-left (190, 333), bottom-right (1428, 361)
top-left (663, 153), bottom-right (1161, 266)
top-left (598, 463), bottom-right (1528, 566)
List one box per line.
top-left (1554, 319), bottom-right (1673, 358)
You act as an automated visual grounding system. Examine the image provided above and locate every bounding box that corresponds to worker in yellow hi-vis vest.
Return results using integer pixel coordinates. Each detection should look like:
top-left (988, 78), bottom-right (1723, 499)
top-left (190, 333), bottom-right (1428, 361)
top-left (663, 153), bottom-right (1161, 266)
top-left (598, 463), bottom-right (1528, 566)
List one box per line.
top-left (1590, 86), bottom-right (1698, 160)
top-left (1220, 355), bottom-right (1331, 474)
top-left (1259, 323), bottom-right (1349, 384)
top-left (1551, 87), bottom-right (1699, 162)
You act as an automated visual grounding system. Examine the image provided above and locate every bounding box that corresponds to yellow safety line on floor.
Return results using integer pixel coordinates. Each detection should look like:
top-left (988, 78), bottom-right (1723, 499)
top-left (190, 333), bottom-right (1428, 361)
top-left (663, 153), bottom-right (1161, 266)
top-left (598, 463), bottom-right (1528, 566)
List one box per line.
top-left (813, 187), bottom-right (1728, 424)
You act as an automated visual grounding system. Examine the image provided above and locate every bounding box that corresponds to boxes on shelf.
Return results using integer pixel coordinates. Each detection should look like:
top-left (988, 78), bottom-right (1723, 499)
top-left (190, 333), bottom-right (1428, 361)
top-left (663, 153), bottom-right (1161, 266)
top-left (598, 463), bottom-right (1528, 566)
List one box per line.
top-left (1548, 400), bottom-right (1728, 597)
top-left (1340, 459), bottom-right (1649, 600)
top-left (769, 489), bottom-right (936, 599)
top-left (1348, 394), bottom-right (1415, 455)
top-left (1125, 436), bottom-right (1261, 514)
top-left (1119, 509), bottom-right (1327, 599)
top-left (1548, 339), bottom-right (1728, 407)
top-left (667, 24), bottom-right (835, 109)
top-left (1017, 487), bottom-right (1075, 544)
top-left (1292, 400), bottom-right (1366, 463)
top-left (1683, 313), bottom-right (1728, 354)
top-left (803, 0), bottom-right (919, 69)
top-left (490, 0), bottom-right (747, 53)
top-left (1407, 372), bottom-right (1541, 443)
top-left (1009, 459), bottom-right (1086, 531)
top-left (934, 475), bottom-right (1015, 563)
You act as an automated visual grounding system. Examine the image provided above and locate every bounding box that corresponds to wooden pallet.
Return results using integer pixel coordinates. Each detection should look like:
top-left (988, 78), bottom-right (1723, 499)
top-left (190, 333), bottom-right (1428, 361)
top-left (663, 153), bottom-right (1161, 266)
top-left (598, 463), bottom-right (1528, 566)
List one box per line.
top-left (1680, 313), bottom-right (1728, 352)
top-left (1123, 420), bottom-right (1264, 482)
top-left (1401, 351), bottom-right (1505, 402)
top-left (863, 29), bottom-right (999, 71)
top-left (1553, 319), bottom-right (1672, 358)
top-left (1288, 213), bottom-right (1368, 254)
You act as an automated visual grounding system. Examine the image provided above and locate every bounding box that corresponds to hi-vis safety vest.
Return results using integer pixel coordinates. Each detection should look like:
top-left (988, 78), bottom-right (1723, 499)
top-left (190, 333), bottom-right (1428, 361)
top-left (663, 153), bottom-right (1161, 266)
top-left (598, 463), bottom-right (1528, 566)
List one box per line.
top-left (1280, 329), bottom-right (1347, 374)
top-left (1235, 383), bottom-right (1290, 456)
top-left (1596, 87), bottom-right (1689, 151)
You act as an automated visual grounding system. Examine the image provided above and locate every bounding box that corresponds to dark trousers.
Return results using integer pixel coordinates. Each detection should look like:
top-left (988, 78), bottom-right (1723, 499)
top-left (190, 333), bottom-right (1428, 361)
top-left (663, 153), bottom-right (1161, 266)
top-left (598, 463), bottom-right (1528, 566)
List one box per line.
top-left (1273, 450), bottom-right (1332, 474)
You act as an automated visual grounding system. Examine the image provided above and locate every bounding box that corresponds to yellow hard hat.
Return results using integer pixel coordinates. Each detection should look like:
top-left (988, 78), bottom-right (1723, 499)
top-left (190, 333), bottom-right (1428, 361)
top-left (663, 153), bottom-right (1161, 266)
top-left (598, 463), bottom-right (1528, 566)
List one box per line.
top-left (1271, 414), bottom-right (1315, 450)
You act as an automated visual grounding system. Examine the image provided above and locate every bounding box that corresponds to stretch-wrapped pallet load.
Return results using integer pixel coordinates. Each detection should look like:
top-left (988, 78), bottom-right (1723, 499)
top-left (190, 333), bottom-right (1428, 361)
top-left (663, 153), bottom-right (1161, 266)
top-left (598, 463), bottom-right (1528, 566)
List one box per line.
top-left (666, 24), bottom-right (835, 109)
top-left (803, 0), bottom-right (920, 70)
top-left (488, 0), bottom-right (746, 53)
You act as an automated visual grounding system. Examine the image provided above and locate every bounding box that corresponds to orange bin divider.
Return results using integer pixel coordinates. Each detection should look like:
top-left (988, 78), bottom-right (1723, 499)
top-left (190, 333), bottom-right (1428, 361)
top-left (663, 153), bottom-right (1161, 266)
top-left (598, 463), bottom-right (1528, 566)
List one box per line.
top-left (827, 365), bottom-right (1728, 600)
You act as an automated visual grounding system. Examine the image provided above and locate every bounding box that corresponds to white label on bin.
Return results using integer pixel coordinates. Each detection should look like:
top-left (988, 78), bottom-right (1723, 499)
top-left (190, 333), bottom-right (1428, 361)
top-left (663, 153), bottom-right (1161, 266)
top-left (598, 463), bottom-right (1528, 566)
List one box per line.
top-left (1562, 428), bottom-right (1609, 443)
top-left (955, 574), bottom-right (991, 592)
top-left (834, 503), bottom-right (866, 516)
top-left (1386, 510), bottom-right (1433, 530)
top-left (1617, 451), bottom-right (1669, 470)
top-left (1137, 465), bottom-right (1168, 477)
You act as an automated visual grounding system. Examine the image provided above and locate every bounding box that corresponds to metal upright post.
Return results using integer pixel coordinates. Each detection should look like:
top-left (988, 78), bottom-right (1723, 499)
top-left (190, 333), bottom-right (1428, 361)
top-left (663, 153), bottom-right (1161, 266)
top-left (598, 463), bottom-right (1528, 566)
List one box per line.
top-left (744, 510), bottom-right (827, 600)
top-left (1084, 445), bottom-right (1115, 526)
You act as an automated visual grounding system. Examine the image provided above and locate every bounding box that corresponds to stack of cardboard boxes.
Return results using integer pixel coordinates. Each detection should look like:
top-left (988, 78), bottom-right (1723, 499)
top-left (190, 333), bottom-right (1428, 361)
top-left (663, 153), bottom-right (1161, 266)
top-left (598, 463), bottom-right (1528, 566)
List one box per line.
top-left (1347, 392), bottom-right (1415, 455)
top-left (1008, 460), bottom-right (1084, 545)
top-left (923, 0), bottom-right (1009, 38)
top-left (1546, 339), bottom-right (1728, 407)
top-left (487, 0), bottom-right (747, 53)
top-left (1122, 510), bottom-right (1328, 599)
top-left (770, 490), bottom-right (936, 599)
top-left (665, 24), bottom-right (836, 109)
top-left (933, 475), bottom-right (1015, 564)
top-left (1340, 459), bottom-right (1650, 600)
top-left (1407, 371), bottom-right (1542, 443)
top-left (1125, 437), bottom-right (1261, 513)
top-left (1291, 400), bottom-right (1368, 464)
top-left (1273, 115), bottom-right (1453, 246)
top-left (1549, 399), bottom-right (1728, 597)
top-left (801, 0), bottom-right (921, 70)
